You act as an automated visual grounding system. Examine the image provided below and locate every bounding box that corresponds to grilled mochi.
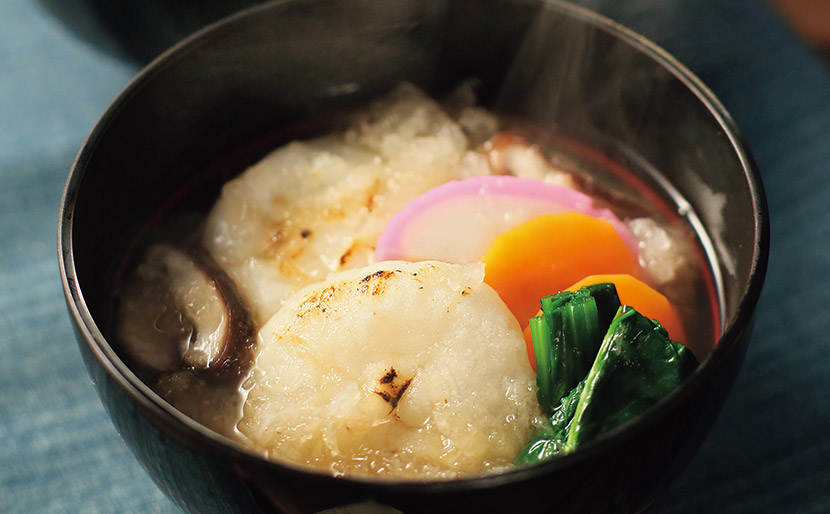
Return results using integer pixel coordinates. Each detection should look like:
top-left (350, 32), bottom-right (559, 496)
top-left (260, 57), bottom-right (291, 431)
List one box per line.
top-left (201, 84), bottom-right (495, 325)
top-left (238, 260), bottom-right (541, 478)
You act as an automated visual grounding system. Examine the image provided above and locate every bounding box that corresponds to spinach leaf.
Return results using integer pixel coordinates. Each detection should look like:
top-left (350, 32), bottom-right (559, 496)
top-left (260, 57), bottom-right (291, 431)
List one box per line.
top-left (565, 306), bottom-right (698, 449)
top-left (517, 287), bottom-right (698, 465)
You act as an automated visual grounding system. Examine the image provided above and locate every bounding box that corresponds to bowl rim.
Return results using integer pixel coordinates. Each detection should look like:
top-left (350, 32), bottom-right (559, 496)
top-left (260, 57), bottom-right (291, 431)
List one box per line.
top-left (58, 0), bottom-right (770, 494)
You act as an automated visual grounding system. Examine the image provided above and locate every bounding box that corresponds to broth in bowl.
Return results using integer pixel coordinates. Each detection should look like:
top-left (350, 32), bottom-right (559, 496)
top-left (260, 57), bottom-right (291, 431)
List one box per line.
top-left (59, 1), bottom-right (768, 511)
top-left (113, 83), bottom-right (719, 479)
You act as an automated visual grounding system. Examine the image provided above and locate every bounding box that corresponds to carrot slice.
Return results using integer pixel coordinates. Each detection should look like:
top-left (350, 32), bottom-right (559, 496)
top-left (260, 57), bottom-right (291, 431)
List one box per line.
top-left (482, 212), bottom-right (640, 331)
top-left (520, 273), bottom-right (685, 370)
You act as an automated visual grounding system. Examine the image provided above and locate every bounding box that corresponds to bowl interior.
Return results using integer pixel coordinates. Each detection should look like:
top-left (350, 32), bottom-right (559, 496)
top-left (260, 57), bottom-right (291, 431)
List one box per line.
top-left (60, 0), bottom-right (768, 511)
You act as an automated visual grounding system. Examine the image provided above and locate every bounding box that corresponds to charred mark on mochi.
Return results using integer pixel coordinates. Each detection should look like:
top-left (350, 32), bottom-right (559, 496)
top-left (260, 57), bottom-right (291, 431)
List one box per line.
top-left (339, 247), bottom-right (354, 266)
top-left (374, 367), bottom-right (412, 411)
top-left (379, 368), bottom-right (397, 384)
top-left (262, 221), bottom-right (312, 270)
top-left (338, 240), bottom-right (370, 267)
top-left (359, 269), bottom-right (400, 296)
top-left (262, 220), bottom-right (287, 258)
top-left (295, 285), bottom-right (339, 318)
top-left (278, 254), bottom-right (307, 278)
top-left (363, 178), bottom-right (381, 212)
top-left (361, 270), bottom-right (393, 282)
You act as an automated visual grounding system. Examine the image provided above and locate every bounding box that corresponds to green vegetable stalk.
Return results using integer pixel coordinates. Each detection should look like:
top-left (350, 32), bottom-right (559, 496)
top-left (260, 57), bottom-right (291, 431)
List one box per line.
top-left (532, 283), bottom-right (621, 414)
top-left (517, 285), bottom-right (698, 465)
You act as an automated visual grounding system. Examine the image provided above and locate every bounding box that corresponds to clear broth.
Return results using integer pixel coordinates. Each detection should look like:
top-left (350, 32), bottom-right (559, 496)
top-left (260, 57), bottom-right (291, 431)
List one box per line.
top-left (109, 107), bottom-right (721, 472)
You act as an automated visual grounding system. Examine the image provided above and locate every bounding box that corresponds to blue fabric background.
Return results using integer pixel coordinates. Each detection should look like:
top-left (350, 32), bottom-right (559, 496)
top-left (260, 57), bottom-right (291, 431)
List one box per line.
top-left (1, 0), bottom-right (828, 512)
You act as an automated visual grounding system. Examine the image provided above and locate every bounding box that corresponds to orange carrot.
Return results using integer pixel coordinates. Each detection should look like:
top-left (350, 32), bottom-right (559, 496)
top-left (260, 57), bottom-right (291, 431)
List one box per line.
top-left (482, 212), bottom-right (640, 331)
top-left (520, 273), bottom-right (685, 370)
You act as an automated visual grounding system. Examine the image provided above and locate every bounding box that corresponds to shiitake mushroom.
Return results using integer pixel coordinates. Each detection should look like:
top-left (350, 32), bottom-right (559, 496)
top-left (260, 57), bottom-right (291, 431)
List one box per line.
top-left (117, 243), bottom-right (256, 382)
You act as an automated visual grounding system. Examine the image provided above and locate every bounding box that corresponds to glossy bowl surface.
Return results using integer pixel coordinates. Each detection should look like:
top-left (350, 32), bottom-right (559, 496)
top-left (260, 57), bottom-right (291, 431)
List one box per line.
top-left (59, 1), bottom-right (768, 512)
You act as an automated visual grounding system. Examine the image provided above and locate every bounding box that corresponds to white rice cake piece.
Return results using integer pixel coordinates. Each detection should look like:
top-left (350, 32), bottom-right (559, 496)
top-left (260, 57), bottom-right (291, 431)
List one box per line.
top-left (238, 260), bottom-right (540, 478)
top-left (202, 84), bottom-right (492, 325)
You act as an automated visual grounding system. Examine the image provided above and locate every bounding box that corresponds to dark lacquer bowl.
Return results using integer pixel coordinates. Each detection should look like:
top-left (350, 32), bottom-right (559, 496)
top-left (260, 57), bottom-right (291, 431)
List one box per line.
top-left (58, 1), bottom-right (768, 512)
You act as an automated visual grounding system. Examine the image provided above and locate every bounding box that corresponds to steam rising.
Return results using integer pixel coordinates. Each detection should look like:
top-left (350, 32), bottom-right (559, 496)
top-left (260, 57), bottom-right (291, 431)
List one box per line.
top-left (493, 1), bottom-right (675, 150)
